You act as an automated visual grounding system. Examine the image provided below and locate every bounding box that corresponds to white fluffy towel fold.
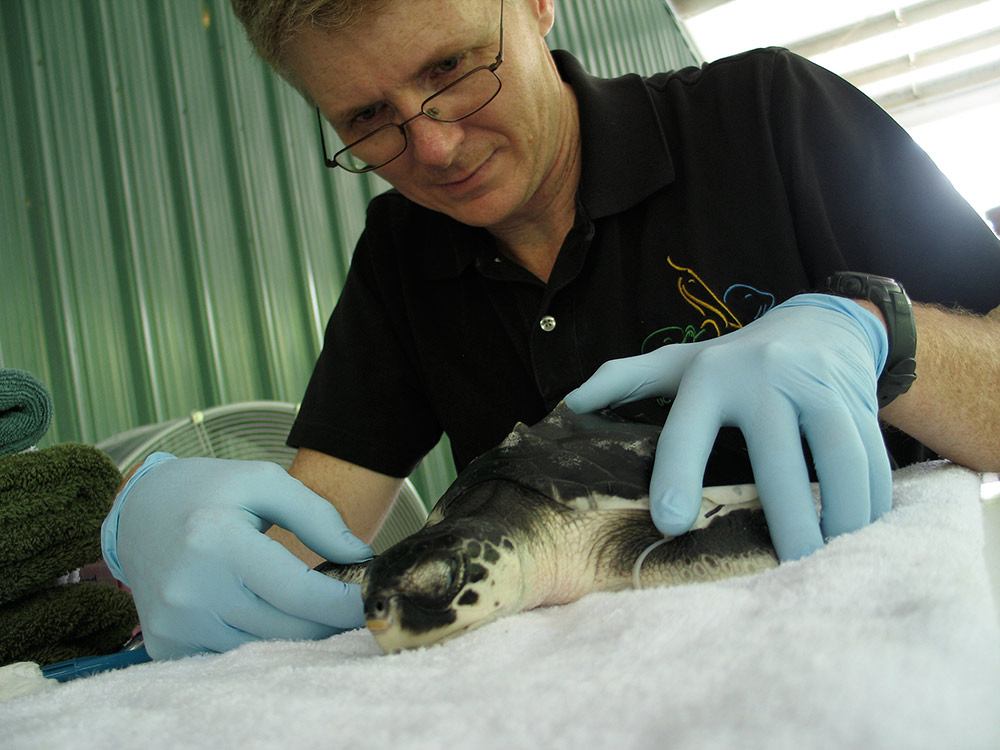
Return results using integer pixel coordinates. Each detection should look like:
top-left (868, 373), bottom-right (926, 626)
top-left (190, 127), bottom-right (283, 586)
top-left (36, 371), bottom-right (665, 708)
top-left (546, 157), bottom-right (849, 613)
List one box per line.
top-left (1, 460), bottom-right (998, 749)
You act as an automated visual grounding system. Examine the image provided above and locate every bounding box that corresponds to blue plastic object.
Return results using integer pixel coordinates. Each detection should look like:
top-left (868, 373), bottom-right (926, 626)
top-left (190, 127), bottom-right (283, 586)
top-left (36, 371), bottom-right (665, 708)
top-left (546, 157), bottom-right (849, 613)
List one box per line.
top-left (41, 647), bottom-right (152, 682)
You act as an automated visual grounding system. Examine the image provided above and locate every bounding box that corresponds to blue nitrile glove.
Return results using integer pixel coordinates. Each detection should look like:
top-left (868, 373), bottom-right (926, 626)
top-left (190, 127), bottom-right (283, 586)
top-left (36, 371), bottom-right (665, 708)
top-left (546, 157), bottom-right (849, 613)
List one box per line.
top-left (101, 453), bottom-right (372, 660)
top-left (566, 294), bottom-right (892, 561)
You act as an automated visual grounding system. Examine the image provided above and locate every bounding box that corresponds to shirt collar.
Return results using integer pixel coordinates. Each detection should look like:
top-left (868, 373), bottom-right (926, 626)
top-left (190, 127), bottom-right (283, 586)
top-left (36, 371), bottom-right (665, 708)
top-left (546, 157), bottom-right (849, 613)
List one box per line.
top-left (556, 51), bottom-right (675, 219)
top-left (422, 50), bottom-right (675, 279)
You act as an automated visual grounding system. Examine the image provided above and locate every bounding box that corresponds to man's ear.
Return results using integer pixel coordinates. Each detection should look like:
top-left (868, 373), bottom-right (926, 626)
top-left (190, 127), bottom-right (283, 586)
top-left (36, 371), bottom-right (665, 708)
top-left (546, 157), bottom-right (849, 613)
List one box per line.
top-left (529, 0), bottom-right (556, 37)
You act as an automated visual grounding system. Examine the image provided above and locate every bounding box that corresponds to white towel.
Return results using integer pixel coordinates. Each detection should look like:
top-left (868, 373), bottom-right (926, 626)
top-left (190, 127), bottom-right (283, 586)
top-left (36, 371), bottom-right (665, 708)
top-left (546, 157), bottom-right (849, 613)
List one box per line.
top-left (2, 461), bottom-right (998, 749)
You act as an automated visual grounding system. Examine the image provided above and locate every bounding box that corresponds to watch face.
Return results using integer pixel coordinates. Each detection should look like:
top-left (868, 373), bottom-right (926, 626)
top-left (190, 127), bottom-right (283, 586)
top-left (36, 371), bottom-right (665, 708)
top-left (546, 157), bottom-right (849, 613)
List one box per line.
top-left (835, 274), bottom-right (869, 298)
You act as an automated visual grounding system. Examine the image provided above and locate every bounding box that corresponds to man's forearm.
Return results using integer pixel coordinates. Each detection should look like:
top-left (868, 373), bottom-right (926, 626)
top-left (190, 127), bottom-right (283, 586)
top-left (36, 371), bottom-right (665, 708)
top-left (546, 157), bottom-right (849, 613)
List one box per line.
top-left (879, 302), bottom-right (1000, 472)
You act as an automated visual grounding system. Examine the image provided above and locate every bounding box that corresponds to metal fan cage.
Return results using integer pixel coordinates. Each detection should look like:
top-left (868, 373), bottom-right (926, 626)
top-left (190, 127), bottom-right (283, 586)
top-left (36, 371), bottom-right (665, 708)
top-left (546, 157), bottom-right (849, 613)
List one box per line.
top-left (95, 401), bottom-right (427, 554)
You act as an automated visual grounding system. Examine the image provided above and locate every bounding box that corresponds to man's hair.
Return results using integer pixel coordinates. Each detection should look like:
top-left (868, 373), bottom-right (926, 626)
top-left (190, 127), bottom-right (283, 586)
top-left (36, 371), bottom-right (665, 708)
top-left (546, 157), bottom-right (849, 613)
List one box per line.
top-left (229, 0), bottom-right (387, 75)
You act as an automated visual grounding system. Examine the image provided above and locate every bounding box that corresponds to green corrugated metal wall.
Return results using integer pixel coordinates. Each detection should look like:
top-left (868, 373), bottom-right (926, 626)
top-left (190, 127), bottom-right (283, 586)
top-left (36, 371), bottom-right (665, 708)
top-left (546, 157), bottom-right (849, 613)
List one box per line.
top-left (0, 0), bottom-right (699, 503)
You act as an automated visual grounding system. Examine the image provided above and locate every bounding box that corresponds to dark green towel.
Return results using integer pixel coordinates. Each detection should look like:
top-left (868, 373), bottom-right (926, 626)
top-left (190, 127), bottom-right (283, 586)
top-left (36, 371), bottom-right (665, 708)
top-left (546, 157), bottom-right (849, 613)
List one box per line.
top-left (0, 443), bottom-right (122, 605)
top-left (0, 368), bottom-right (54, 456)
top-left (0, 583), bottom-right (138, 666)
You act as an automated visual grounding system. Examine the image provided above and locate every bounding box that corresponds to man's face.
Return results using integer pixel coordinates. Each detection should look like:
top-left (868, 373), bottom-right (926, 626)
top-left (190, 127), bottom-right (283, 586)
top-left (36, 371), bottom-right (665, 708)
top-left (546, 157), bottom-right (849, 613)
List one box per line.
top-left (284, 0), bottom-right (572, 232)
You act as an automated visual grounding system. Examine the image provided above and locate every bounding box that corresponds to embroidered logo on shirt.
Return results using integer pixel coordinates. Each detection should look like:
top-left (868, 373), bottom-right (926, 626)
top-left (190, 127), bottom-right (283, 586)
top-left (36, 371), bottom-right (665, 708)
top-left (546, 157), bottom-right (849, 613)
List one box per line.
top-left (641, 256), bottom-right (775, 406)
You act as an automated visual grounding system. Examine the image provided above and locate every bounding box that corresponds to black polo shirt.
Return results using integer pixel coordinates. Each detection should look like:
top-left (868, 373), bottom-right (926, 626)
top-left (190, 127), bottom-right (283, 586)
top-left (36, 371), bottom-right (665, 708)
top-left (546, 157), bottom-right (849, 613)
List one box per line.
top-left (289, 48), bottom-right (1000, 481)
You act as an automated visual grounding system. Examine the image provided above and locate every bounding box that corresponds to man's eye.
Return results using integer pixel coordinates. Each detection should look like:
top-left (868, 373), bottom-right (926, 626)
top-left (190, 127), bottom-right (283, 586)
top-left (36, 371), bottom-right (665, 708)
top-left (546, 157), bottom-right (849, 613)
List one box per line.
top-left (347, 103), bottom-right (393, 135)
top-left (355, 103), bottom-right (384, 124)
top-left (436, 55), bottom-right (463, 74)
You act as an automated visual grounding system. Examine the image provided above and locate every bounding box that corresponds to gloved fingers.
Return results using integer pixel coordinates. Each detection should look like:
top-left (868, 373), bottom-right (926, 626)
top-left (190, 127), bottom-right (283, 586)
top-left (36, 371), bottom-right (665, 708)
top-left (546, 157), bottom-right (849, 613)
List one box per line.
top-left (136, 579), bottom-right (357, 660)
top-left (565, 346), bottom-right (693, 413)
top-left (743, 401), bottom-right (824, 561)
top-left (861, 418), bottom-right (893, 522)
top-left (216, 592), bottom-right (345, 644)
top-left (244, 465), bottom-right (374, 564)
top-left (799, 405), bottom-right (873, 540)
top-left (235, 530), bottom-right (367, 631)
top-left (153, 623), bottom-right (260, 660)
top-left (648, 383), bottom-right (723, 536)
top-left (195, 627), bottom-right (260, 656)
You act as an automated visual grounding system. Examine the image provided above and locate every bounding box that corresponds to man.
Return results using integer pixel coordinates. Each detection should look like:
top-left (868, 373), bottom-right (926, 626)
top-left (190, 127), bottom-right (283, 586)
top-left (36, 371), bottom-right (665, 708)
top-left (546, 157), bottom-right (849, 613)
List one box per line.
top-left (102, 0), bottom-right (1000, 659)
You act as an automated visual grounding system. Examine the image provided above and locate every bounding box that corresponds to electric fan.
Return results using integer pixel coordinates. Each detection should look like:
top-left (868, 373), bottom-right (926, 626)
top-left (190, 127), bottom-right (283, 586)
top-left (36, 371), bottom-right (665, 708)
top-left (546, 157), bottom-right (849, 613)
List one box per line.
top-left (95, 401), bottom-right (427, 554)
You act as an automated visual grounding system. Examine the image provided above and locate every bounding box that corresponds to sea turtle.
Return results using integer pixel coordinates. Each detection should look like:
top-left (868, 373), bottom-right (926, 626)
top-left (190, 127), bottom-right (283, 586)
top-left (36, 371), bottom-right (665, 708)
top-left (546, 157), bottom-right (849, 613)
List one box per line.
top-left (318, 402), bottom-right (780, 653)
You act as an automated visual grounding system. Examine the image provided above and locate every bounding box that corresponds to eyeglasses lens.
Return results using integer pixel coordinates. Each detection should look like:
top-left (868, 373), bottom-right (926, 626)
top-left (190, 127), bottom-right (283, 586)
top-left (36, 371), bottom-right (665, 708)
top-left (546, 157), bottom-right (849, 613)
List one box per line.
top-left (334, 68), bottom-right (501, 173)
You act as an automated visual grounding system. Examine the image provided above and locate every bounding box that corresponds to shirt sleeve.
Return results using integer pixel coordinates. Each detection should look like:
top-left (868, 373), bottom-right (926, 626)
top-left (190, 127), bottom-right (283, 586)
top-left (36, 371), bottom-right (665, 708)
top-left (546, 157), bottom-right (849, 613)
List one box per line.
top-left (763, 48), bottom-right (1000, 313)
top-left (287, 218), bottom-right (444, 478)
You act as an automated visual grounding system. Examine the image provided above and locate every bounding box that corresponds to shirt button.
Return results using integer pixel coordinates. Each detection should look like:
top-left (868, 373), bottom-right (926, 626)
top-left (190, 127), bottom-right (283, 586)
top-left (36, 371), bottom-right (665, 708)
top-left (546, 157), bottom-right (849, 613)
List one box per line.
top-left (539, 315), bottom-right (557, 332)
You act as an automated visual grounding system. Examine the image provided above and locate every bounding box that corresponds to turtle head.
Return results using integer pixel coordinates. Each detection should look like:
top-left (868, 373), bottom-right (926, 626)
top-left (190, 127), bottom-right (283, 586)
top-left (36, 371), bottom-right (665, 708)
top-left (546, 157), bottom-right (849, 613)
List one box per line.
top-left (361, 519), bottom-right (523, 653)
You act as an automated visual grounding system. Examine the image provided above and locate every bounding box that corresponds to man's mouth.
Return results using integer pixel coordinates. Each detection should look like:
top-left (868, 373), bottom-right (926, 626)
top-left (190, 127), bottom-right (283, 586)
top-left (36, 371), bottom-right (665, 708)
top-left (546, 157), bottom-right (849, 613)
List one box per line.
top-left (437, 151), bottom-right (496, 195)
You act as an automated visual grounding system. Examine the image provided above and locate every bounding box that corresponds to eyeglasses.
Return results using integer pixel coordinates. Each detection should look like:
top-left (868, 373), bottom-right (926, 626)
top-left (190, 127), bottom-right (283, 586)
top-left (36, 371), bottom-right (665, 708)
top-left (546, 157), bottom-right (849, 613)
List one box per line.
top-left (317, 0), bottom-right (504, 174)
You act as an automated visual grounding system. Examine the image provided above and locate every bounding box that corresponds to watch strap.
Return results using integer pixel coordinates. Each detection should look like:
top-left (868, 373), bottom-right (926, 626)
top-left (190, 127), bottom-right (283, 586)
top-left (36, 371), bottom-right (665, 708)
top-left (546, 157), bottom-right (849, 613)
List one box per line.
top-left (823, 272), bottom-right (917, 408)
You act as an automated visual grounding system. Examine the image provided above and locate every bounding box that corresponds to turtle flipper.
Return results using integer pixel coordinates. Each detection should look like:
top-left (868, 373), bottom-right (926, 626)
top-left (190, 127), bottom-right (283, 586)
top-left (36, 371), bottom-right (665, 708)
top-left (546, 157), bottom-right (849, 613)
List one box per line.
top-left (314, 559), bottom-right (371, 586)
top-left (631, 508), bottom-right (778, 588)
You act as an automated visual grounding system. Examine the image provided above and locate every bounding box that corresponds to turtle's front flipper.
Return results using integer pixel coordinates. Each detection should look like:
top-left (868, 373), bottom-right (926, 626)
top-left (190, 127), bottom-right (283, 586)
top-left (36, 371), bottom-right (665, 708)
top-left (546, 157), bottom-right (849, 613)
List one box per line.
top-left (634, 508), bottom-right (778, 588)
top-left (315, 559), bottom-right (371, 586)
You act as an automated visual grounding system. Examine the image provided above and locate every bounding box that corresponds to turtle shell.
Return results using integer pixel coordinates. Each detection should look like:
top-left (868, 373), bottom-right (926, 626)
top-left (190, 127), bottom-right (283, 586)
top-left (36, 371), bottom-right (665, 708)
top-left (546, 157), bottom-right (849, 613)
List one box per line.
top-left (430, 402), bottom-right (660, 521)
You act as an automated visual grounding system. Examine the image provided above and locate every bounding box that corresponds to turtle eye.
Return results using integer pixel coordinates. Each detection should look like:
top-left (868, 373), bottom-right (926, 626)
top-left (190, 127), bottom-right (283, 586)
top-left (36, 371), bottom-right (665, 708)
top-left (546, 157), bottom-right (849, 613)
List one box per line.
top-left (367, 596), bottom-right (389, 620)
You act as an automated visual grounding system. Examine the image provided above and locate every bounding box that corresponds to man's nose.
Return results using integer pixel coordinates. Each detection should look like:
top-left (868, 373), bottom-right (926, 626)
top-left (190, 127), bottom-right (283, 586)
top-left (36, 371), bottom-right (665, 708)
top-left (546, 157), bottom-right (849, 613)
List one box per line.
top-left (404, 115), bottom-right (464, 170)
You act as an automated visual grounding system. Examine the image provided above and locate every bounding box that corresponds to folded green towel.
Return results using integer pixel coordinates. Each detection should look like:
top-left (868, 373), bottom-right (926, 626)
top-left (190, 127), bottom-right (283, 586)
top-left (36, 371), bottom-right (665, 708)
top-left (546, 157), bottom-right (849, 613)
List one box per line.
top-left (0, 369), bottom-right (54, 456)
top-left (0, 443), bottom-right (122, 605)
top-left (0, 583), bottom-right (138, 666)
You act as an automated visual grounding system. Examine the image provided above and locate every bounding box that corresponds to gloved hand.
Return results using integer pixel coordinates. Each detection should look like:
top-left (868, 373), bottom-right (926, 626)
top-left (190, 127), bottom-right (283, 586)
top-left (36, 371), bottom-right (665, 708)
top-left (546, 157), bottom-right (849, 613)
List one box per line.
top-left (566, 294), bottom-right (892, 561)
top-left (101, 453), bottom-right (373, 659)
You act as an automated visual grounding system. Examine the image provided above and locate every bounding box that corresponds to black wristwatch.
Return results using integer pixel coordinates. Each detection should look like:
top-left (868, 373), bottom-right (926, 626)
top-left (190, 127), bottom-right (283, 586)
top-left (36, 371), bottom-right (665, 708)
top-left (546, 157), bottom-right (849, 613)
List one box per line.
top-left (822, 272), bottom-right (917, 408)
